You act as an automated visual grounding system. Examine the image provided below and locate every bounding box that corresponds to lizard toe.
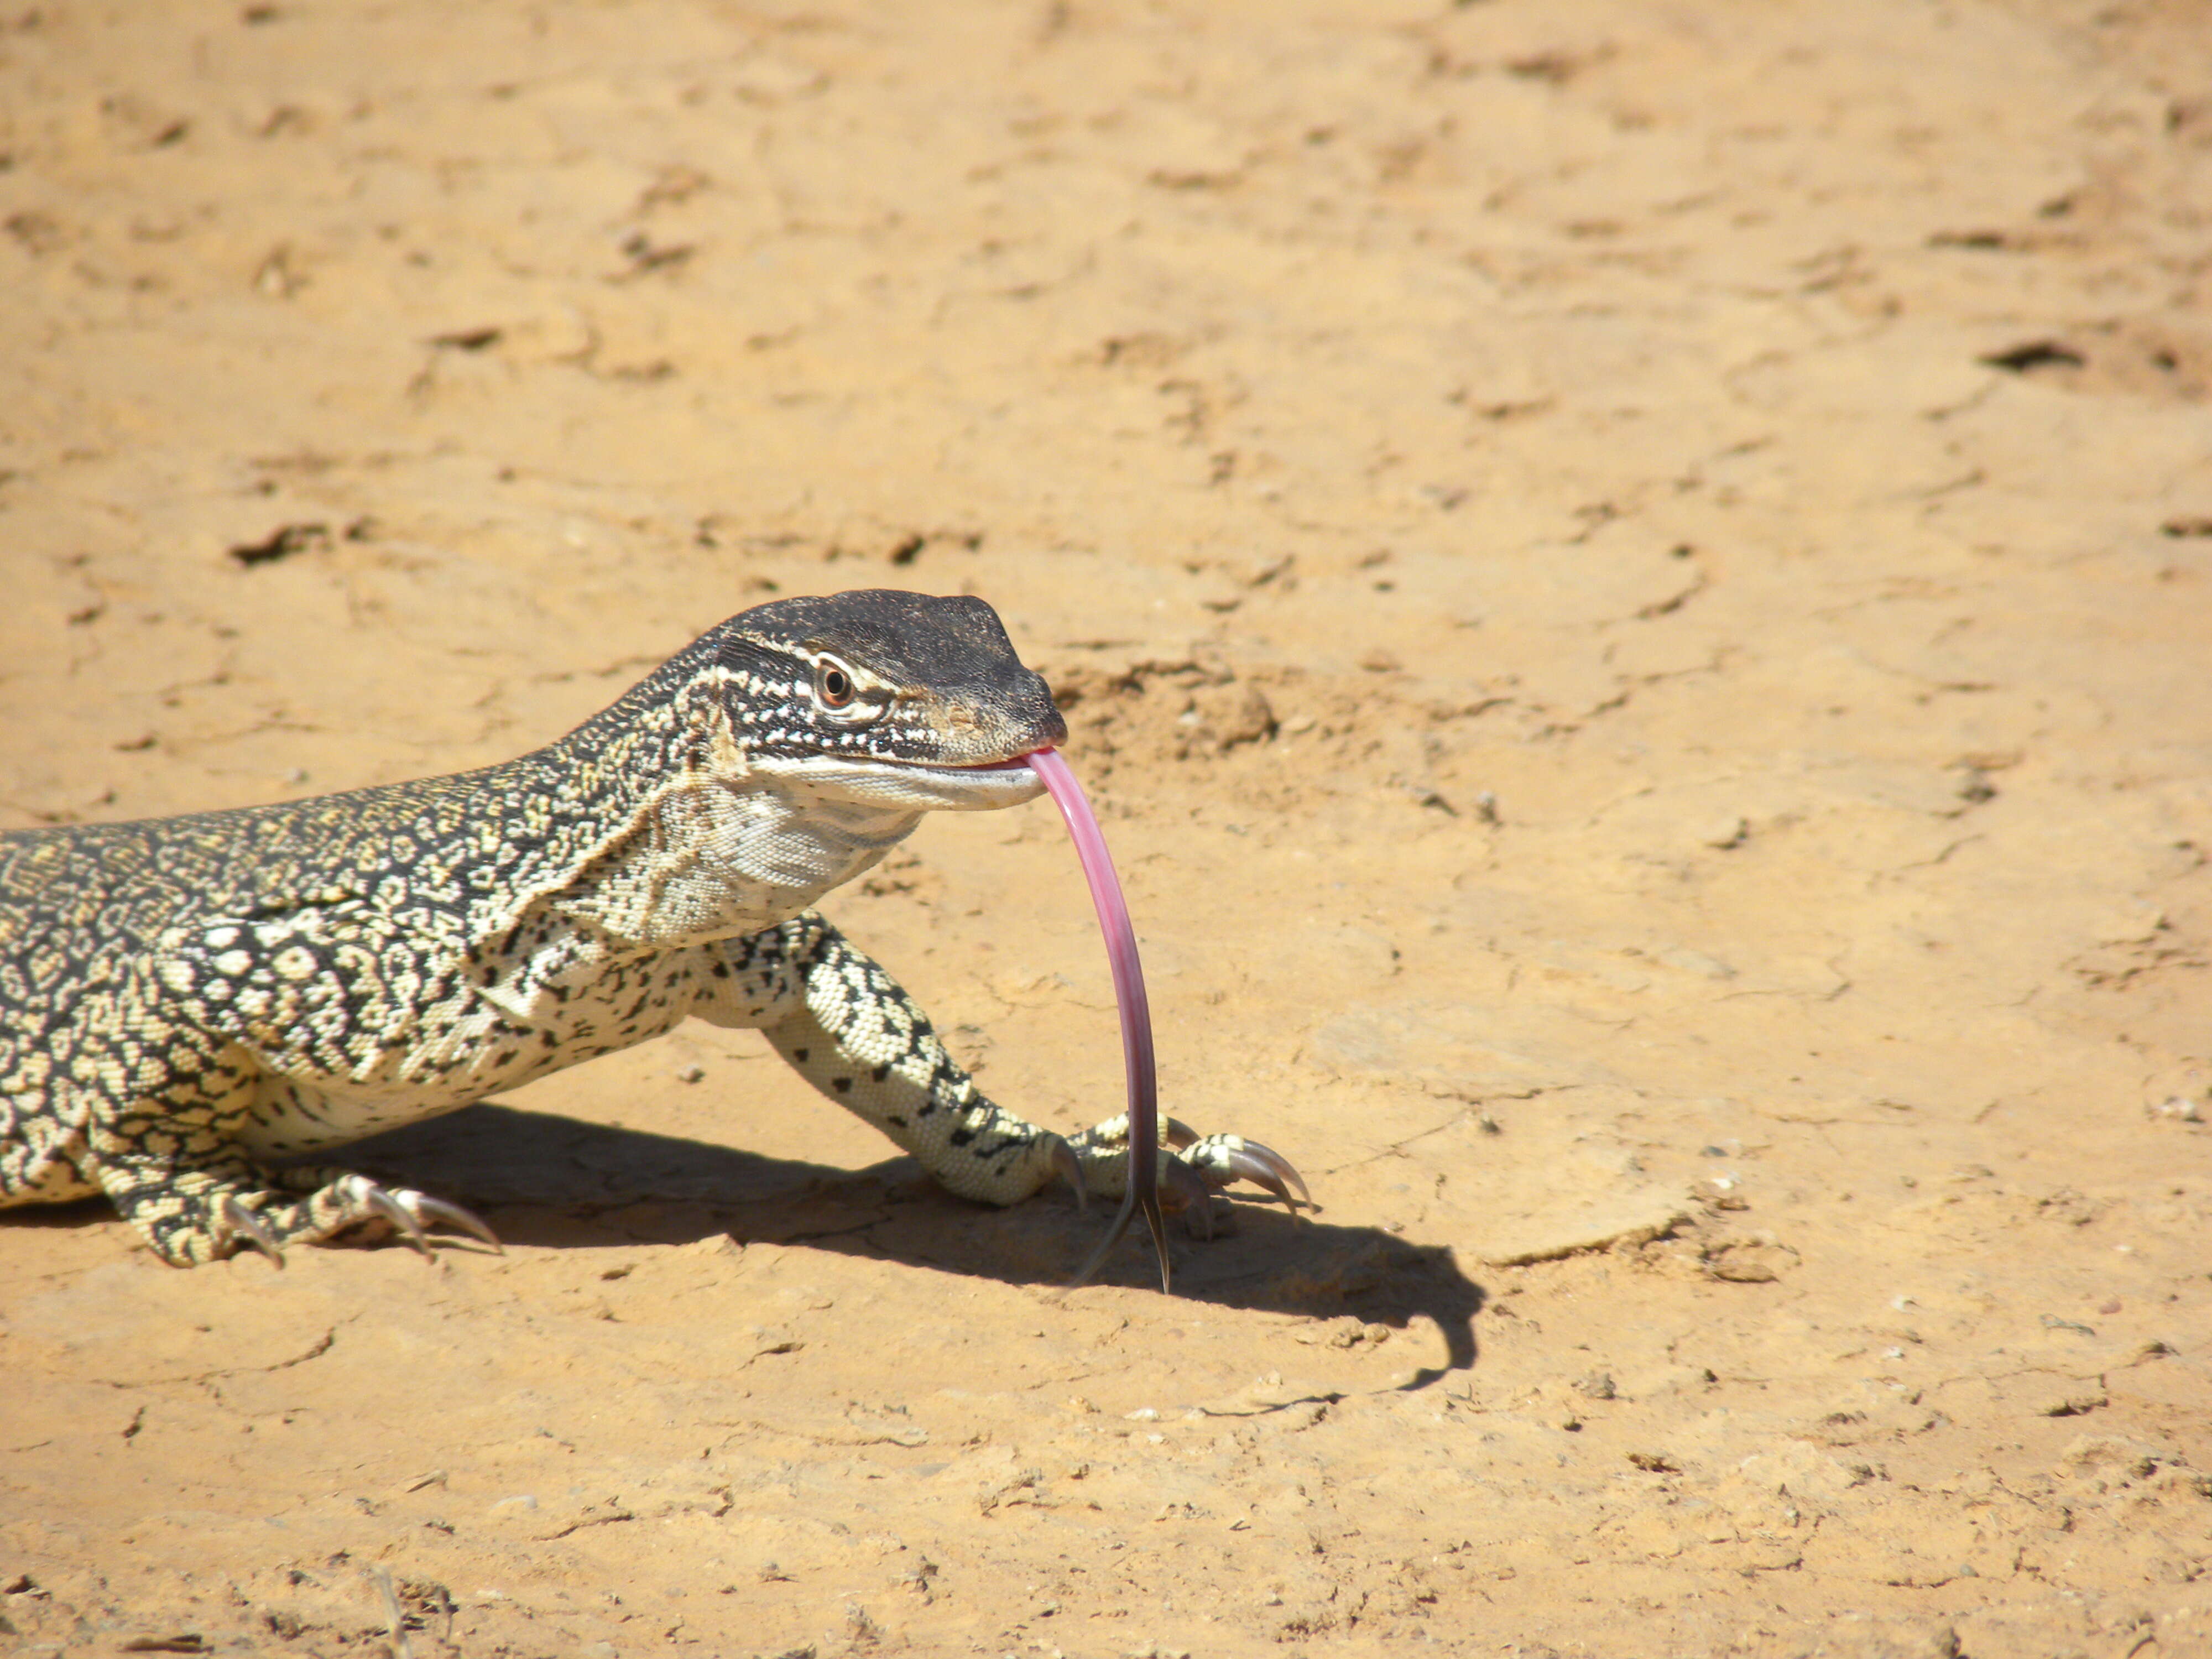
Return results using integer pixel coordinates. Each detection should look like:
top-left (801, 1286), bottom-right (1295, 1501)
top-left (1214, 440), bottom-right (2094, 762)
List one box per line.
top-left (330, 1174), bottom-right (501, 1255)
top-left (219, 1196), bottom-right (288, 1267)
top-left (1066, 1120), bottom-right (1311, 1223)
top-left (1044, 1133), bottom-right (1088, 1212)
top-left (346, 1177), bottom-right (436, 1258)
top-left (400, 1191), bottom-right (504, 1253)
top-left (1182, 1134), bottom-right (1312, 1217)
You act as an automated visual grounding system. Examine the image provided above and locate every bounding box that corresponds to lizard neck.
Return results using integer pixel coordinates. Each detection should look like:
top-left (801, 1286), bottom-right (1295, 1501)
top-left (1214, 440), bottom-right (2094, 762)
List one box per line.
top-left (503, 646), bottom-right (927, 950)
top-left (542, 769), bottom-right (926, 950)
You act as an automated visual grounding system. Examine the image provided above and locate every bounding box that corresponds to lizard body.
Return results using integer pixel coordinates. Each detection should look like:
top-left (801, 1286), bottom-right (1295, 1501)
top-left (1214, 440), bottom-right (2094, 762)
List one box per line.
top-left (0, 589), bottom-right (1295, 1269)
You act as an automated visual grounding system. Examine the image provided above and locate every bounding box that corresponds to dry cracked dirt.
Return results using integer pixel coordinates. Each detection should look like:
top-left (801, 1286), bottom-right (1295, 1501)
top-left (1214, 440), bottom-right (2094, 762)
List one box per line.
top-left (3, 1), bottom-right (2210, 1656)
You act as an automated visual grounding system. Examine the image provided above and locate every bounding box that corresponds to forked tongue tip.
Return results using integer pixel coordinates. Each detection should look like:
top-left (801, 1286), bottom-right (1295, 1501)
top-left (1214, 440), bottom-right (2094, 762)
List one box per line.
top-left (1067, 1187), bottom-right (1172, 1293)
top-left (1026, 747), bottom-right (1170, 1293)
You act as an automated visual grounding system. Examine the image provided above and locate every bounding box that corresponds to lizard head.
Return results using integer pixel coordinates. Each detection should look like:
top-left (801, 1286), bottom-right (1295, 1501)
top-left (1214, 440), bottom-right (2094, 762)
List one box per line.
top-left (708, 588), bottom-right (1068, 811)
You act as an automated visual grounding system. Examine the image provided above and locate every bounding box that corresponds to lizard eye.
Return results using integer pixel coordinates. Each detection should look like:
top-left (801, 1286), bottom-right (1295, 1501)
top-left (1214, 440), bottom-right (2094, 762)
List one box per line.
top-left (810, 654), bottom-right (884, 726)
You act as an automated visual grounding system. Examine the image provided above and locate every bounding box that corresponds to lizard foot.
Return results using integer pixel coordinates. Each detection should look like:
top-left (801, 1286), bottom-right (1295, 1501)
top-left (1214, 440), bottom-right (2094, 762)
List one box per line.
top-left (1162, 1120), bottom-right (1310, 1233)
top-left (1065, 1114), bottom-right (1311, 1240)
top-left (217, 1170), bottom-right (502, 1262)
top-left (220, 1194), bottom-right (286, 1266)
top-left (104, 1155), bottom-right (501, 1267)
top-left (337, 1176), bottom-right (504, 1258)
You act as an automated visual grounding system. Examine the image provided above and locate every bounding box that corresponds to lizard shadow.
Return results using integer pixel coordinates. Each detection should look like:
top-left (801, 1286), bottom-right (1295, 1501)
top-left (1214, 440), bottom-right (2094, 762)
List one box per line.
top-left (343, 1101), bottom-right (1484, 1386)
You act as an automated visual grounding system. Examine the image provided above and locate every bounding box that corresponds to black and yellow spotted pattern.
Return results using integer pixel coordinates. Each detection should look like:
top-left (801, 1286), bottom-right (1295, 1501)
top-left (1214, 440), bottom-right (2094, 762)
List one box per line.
top-left (4, 589), bottom-right (1242, 1266)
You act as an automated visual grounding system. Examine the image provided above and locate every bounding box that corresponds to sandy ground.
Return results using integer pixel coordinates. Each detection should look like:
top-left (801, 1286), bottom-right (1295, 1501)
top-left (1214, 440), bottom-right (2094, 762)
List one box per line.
top-left (4, 1), bottom-right (2211, 1655)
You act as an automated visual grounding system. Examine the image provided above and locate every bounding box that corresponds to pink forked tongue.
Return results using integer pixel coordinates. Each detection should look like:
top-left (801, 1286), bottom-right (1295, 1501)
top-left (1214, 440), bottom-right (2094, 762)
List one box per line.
top-left (1025, 746), bottom-right (1171, 1292)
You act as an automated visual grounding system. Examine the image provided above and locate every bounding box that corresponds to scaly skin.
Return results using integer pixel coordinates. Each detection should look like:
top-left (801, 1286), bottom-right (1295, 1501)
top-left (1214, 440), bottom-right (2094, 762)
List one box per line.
top-left (0, 588), bottom-right (1299, 1270)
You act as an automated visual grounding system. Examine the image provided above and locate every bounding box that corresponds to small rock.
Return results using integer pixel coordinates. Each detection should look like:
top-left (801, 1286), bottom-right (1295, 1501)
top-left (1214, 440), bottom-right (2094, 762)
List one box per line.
top-left (1701, 817), bottom-right (1749, 850)
top-left (2038, 1392), bottom-right (2109, 1418)
top-left (1703, 1237), bottom-right (1794, 1282)
top-left (1693, 1175), bottom-right (1749, 1211)
top-left (2057, 1433), bottom-right (2168, 1476)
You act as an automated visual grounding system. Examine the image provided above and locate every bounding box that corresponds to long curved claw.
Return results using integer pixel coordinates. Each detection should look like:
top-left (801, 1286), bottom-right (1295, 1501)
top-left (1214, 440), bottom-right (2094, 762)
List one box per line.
top-left (1046, 1134), bottom-right (1087, 1212)
top-left (1162, 1117), bottom-right (1203, 1151)
top-left (358, 1183), bottom-right (436, 1259)
top-left (220, 1196), bottom-right (286, 1267)
top-left (403, 1192), bottom-right (504, 1254)
top-left (1219, 1139), bottom-right (1312, 1215)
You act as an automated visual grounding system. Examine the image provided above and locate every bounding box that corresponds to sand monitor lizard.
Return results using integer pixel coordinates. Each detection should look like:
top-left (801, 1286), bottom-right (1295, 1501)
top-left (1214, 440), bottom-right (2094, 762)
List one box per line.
top-left (0, 589), bottom-right (1298, 1270)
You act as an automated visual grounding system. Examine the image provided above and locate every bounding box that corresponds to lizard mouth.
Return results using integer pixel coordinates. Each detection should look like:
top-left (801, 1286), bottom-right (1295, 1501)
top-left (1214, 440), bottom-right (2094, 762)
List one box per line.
top-left (760, 747), bottom-right (1051, 812)
top-left (945, 751), bottom-right (1050, 770)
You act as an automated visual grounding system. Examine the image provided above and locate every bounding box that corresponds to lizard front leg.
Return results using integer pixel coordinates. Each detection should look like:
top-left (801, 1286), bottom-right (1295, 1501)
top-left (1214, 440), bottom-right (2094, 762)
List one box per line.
top-left (698, 914), bottom-right (1305, 1223)
top-left (696, 913), bottom-right (1072, 1203)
